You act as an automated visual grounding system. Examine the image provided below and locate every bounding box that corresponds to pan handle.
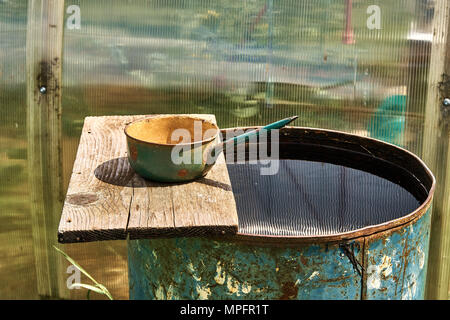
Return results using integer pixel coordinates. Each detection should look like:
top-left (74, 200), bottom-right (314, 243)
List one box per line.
top-left (202, 116), bottom-right (298, 174)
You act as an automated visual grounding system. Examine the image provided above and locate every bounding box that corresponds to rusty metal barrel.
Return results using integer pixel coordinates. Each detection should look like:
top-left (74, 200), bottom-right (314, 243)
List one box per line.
top-left (128, 126), bottom-right (435, 300)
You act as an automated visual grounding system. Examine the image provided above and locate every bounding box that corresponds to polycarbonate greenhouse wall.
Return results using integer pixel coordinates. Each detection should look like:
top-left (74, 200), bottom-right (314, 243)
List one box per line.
top-left (0, 0), bottom-right (447, 299)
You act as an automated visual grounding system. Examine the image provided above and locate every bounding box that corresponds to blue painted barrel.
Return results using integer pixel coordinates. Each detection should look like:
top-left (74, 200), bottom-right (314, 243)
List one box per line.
top-left (128, 127), bottom-right (435, 300)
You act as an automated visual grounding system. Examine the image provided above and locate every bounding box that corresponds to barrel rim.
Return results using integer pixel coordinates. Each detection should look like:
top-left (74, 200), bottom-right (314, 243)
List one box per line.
top-left (220, 125), bottom-right (436, 245)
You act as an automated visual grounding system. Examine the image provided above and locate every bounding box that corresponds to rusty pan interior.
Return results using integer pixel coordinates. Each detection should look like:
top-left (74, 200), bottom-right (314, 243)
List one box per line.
top-left (125, 115), bottom-right (219, 145)
top-left (222, 127), bottom-right (435, 242)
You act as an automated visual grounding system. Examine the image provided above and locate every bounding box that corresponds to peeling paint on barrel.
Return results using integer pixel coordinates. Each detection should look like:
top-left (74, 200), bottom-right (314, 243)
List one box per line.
top-left (128, 237), bottom-right (363, 299)
top-left (128, 208), bottom-right (431, 300)
top-left (362, 208), bottom-right (431, 299)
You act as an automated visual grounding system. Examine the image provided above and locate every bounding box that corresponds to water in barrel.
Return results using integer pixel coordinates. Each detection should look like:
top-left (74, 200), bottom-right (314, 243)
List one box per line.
top-left (227, 160), bottom-right (421, 236)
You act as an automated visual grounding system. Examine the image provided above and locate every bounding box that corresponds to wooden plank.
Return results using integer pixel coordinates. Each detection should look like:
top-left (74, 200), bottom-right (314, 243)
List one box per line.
top-left (26, 0), bottom-right (67, 299)
top-left (58, 116), bottom-right (135, 242)
top-left (423, 0), bottom-right (450, 300)
top-left (128, 157), bottom-right (236, 238)
top-left (442, 138), bottom-right (450, 300)
top-left (58, 115), bottom-right (238, 243)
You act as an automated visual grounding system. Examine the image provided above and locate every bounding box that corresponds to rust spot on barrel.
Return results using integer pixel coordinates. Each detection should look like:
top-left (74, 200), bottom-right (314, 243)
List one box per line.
top-left (300, 255), bottom-right (308, 266)
top-left (66, 192), bottom-right (99, 206)
top-left (279, 281), bottom-right (298, 300)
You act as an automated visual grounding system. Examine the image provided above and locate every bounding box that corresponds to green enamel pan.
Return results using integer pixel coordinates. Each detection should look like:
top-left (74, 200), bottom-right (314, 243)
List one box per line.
top-left (124, 114), bottom-right (298, 182)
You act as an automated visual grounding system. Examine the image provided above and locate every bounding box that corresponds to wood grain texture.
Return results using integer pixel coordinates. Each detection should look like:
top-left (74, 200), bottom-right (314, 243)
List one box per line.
top-left (423, 0), bottom-right (450, 300)
top-left (26, 0), bottom-right (67, 299)
top-left (58, 115), bottom-right (238, 243)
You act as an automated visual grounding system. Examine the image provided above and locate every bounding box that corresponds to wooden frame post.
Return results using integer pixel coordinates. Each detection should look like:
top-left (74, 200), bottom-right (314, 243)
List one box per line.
top-left (423, 0), bottom-right (450, 300)
top-left (26, 0), bottom-right (68, 299)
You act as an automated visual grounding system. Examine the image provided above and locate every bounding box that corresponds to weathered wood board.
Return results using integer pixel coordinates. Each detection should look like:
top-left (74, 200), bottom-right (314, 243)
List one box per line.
top-left (27, 0), bottom-right (68, 299)
top-left (423, 0), bottom-right (450, 299)
top-left (58, 115), bottom-right (238, 243)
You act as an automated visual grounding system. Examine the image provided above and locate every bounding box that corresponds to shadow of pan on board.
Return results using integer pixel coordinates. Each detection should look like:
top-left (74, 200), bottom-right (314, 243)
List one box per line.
top-left (94, 157), bottom-right (232, 191)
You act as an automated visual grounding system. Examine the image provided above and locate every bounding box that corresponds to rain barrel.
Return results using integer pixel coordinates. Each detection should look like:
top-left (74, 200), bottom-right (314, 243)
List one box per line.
top-left (128, 126), bottom-right (435, 300)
